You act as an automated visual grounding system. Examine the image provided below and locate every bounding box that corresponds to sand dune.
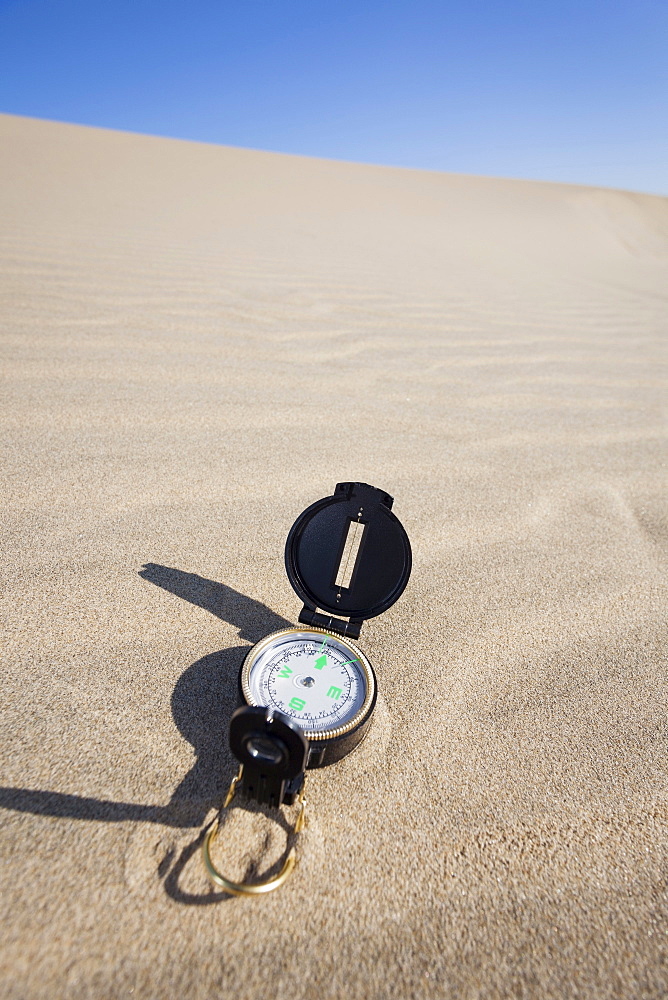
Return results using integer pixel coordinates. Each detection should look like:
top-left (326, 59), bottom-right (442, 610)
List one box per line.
top-left (1, 112), bottom-right (667, 999)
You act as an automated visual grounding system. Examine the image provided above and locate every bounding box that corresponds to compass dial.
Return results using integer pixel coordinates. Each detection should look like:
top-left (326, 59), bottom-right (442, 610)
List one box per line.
top-left (241, 629), bottom-right (375, 740)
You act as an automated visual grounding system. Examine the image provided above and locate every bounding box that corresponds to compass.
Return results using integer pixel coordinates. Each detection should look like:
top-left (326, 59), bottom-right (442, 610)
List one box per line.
top-left (203, 481), bottom-right (411, 895)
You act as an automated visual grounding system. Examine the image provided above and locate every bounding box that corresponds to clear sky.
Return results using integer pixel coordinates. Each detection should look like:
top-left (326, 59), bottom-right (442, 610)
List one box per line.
top-left (1, 0), bottom-right (666, 195)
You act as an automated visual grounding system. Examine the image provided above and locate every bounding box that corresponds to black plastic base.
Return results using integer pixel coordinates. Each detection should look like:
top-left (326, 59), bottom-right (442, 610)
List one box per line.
top-left (304, 690), bottom-right (376, 768)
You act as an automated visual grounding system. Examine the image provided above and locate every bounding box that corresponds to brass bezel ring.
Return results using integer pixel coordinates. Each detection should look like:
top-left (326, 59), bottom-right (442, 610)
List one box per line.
top-left (240, 627), bottom-right (375, 741)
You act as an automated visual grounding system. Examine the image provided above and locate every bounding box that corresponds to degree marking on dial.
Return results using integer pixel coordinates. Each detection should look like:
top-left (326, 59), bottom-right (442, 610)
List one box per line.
top-left (252, 634), bottom-right (366, 732)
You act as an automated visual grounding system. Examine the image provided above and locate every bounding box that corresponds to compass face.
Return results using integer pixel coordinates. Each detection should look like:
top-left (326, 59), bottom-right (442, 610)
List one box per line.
top-left (241, 629), bottom-right (375, 740)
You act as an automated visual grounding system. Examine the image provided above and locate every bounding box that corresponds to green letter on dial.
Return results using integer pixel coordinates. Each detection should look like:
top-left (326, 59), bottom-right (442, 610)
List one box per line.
top-left (326, 686), bottom-right (342, 700)
top-left (289, 697), bottom-right (306, 712)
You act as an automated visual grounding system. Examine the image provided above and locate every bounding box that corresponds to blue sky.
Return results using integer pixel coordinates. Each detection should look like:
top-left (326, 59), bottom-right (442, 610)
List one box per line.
top-left (1, 0), bottom-right (666, 195)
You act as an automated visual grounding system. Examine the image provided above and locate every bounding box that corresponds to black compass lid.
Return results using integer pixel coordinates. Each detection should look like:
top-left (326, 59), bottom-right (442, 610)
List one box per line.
top-left (284, 482), bottom-right (412, 640)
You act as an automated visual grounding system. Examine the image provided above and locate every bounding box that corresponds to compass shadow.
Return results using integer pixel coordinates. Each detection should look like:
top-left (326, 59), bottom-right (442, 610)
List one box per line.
top-left (138, 562), bottom-right (291, 643)
top-left (0, 567), bottom-right (294, 904)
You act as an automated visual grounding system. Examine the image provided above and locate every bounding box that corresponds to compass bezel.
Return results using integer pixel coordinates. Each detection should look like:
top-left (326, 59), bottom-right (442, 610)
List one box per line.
top-left (240, 626), bottom-right (376, 743)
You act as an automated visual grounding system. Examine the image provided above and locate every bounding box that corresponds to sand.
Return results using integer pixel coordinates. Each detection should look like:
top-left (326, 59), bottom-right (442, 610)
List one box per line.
top-left (1, 111), bottom-right (667, 999)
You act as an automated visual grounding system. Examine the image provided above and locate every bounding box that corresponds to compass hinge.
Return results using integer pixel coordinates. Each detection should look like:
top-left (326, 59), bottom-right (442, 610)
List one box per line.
top-left (298, 605), bottom-right (363, 640)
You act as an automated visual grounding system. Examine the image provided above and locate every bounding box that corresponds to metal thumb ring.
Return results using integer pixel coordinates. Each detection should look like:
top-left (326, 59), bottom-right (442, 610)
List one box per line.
top-left (202, 820), bottom-right (297, 896)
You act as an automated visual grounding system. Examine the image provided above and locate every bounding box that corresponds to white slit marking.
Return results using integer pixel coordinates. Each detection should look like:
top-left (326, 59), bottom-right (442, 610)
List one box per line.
top-left (335, 519), bottom-right (365, 590)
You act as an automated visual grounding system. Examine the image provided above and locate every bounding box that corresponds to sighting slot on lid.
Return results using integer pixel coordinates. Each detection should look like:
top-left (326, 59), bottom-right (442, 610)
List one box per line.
top-left (335, 518), bottom-right (366, 590)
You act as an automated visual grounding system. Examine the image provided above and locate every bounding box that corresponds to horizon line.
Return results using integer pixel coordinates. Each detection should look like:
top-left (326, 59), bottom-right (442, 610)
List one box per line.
top-left (2, 109), bottom-right (666, 202)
